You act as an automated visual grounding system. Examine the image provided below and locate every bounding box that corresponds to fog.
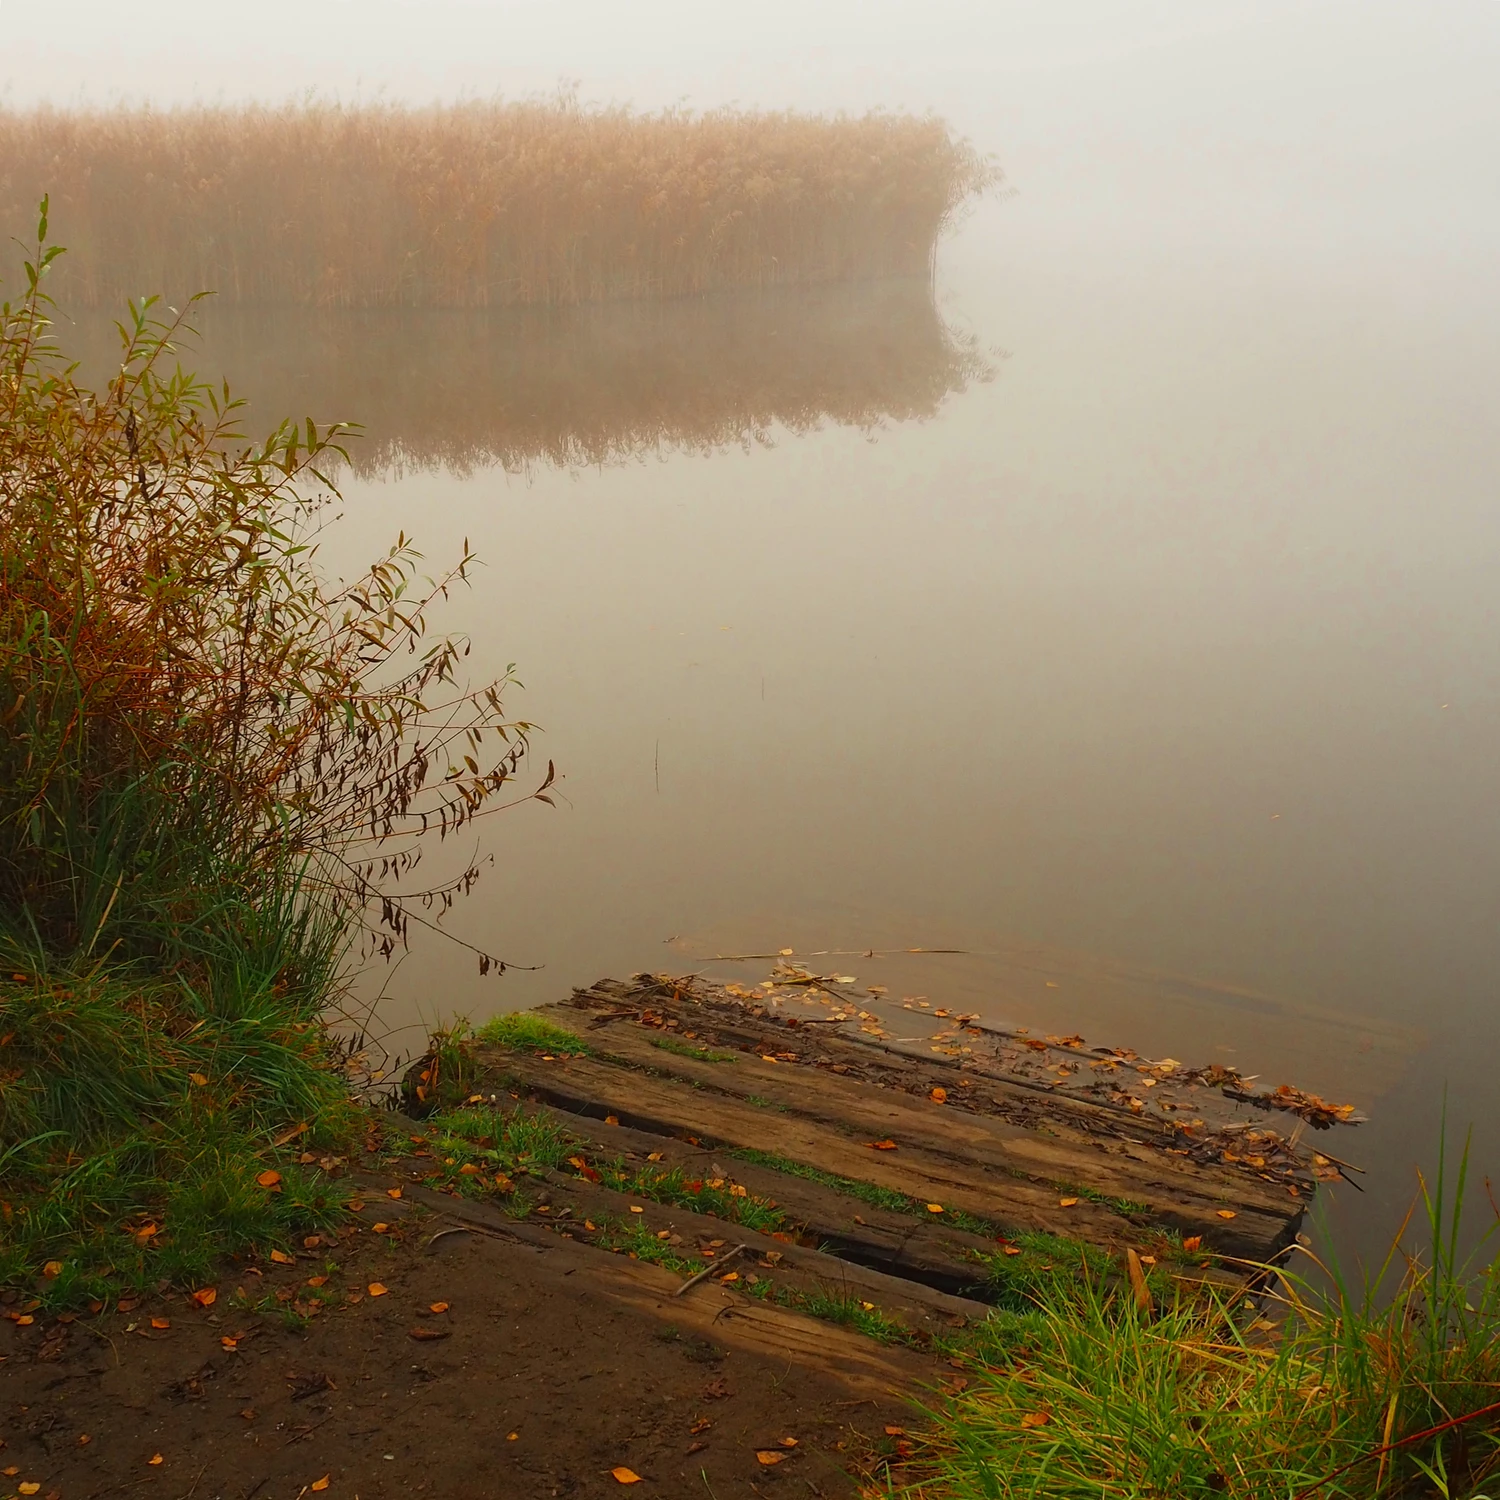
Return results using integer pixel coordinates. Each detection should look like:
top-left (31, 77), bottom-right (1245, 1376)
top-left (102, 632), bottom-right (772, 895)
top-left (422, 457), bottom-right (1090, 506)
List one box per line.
top-left (10, 1), bottom-right (1500, 1253)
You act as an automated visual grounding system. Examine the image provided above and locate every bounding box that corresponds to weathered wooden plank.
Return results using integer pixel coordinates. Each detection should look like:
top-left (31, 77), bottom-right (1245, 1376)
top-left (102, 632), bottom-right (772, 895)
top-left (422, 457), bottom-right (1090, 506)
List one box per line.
top-left (515, 1100), bottom-right (1000, 1298)
top-left (538, 996), bottom-right (1297, 1225)
top-left (396, 1186), bottom-right (935, 1399)
top-left (475, 1047), bottom-right (1294, 1258)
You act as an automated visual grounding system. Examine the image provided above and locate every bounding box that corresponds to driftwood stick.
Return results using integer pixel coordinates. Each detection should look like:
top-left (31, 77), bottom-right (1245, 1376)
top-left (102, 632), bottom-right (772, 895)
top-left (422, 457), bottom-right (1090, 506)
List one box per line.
top-left (673, 1244), bottom-right (749, 1297)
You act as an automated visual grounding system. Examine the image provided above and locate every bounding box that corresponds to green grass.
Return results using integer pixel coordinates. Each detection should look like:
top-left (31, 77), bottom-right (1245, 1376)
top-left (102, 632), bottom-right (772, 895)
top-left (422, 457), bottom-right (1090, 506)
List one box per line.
top-left (475, 1011), bottom-right (593, 1056)
top-left (650, 1035), bottom-right (738, 1064)
top-left (593, 1216), bottom-right (707, 1276)
top-left (594, 1159), bottom-right (788, 1235)
top-left (899, 1131), bottom-right (1500, 1500)
top-left (728, 1148), bottom-right (998, 1238)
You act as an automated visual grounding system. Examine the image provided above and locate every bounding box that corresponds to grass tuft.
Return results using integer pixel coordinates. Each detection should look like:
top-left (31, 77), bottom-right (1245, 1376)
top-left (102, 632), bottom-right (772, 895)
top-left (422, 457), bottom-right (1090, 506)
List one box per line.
top-left (475, 1012), bottom-right (593, 1056)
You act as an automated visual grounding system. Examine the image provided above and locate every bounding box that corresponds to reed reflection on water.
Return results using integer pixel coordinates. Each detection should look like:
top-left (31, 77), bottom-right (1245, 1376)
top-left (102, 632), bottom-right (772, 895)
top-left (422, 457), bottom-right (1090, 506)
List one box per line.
top-left (64, 278), bottom-right (991, 475)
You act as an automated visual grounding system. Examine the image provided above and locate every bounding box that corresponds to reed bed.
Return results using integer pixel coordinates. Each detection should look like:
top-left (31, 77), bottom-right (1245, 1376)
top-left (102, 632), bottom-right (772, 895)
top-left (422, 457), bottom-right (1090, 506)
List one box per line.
top-left (0, 101), bottom-right (996, 309)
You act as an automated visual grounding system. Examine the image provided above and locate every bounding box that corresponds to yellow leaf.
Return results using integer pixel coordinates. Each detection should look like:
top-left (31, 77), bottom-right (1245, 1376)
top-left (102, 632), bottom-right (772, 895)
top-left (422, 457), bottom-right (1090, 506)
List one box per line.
top-left (611, 1467), bottom-right (643, 1484)
top-left (1059, 1197), bottom-right (1079, 1208)
top-left (19, 1484), bottom-right (41, 1495)
top-left (42, 1260), bottom-right (62, 1278)
top-left (191, 1287), bottom-right (217, 1307)
top-left (148, 1453), bottom-right (165, 1465)
top-left (372, 1223), bottom-right (389, 1233)
top-left (1216, 1210), bottom-right (1237, 1220)
top-left (1020, 1411), bottom-right (1051, 1429)
top-left (367, 1283), bottom-right (388, 1297)
top-left (459, 1163), bottom-right (480, 1176)
top-left (189, 1072), bottom-right (209, 1086)
top-left (430, 1300), bottom-right (451, 1313)
top-left (270, 1249), bottom-right (295, 1264)
top-left (755, 1450), bottom-right (788, 1465)
top-left (929, 1087), bottom-right (947, 1103)
top-left (604, 1115), bottom-right (620, 1126)
top-left (386, 1187), bottom-right (402, 1199)
top-left (256, 1170), bottom-right (282, 1188)
top-left (926, 1203), bottom-right (944, 1214)
top-left (310, 1479), bottom-right (330, 1493)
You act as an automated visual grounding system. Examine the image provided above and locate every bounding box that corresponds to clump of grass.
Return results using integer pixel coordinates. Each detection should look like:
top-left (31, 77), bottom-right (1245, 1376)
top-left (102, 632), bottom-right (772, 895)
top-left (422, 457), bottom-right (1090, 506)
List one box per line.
top-left (594, 1160), bottom-right (787, 1236)
top-left (476, 1012), bottom-right (592, 1057)
top-left (0, 208), bottom-right (543, 1300)
top-left (593, 1216), bottom-right (706, 1277)
top-left (420, 1104), bottom-right (577, 1197)
top-left (650, 1036), bottom-right (738, 1064)
top-left (0, 101), bottom-right (999, 310)
top-left (900, 1132), bottom-right (1500, 1500)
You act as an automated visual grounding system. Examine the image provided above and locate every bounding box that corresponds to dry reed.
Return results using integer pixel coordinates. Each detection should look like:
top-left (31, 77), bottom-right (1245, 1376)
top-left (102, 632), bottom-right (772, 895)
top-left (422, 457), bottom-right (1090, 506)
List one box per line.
top-left (0, 100), bottom-right (997, 309)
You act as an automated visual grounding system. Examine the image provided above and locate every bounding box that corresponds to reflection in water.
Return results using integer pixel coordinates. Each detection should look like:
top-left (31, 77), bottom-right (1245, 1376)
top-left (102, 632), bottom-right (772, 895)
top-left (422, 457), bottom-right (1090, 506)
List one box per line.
top-left (64, 279), bottom-right (991, 476)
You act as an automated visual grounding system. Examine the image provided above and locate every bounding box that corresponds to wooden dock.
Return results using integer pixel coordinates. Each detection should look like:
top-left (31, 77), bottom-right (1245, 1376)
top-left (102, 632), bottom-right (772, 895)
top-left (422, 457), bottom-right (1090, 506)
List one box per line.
top-left (392, 972), bottom-right (1357, 1379)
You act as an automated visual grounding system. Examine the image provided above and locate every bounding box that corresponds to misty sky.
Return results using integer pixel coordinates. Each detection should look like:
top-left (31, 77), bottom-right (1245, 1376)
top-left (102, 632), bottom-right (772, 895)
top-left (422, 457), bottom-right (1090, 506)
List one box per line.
top-left (4, 1), bottom-right (1499, 260)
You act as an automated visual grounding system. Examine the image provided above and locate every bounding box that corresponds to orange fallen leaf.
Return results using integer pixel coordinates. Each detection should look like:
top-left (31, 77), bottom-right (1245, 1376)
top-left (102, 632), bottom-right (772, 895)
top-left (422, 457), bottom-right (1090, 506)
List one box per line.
top-left (1182, 1236), bottom-right (1202, 1252)
top-left (779, 1437), bottom-right (798, 1448)
top-left (3, 1466), bottom-right (19, 1477)
top-left (507, 1433), bottom-right (519, 1442)
top-left (221, 1337), bottom-right (239, 1350)
top-left (1003, 1245), bottom-right (1022, 1257)
top-left (926, 1203), bottom-right (944, 1214)
top-left (367, 1283), bottom-right (388, 1297)
top-left (306, 1276), bottom-right (328, 1287)
top-left (372, 1222), bottom-right (389, 1233)
top-left (604, 1115), bottom-right (620, 1126)
top-left (865, 1139), bottom-right (898, 1151)
top-left (755, 1450), bottom-right (788, 1466)
top-left (150, 1317), bottom-right (171, 1330)
top-left (386, 1188), bottom-right (402, 1199)
top-left (189, 1072), bottom-right (209, 1086)
top-left (15, 1314), bottom-right (34, 1326)
top-left (929, 1087), bottom-right (947, 1103)
top-left (191, 1287), bottom-right (217, 1308)
top-left (885, 1425), bottom-right (906, 1436)
top-left (459, 1163), bottom-right (480, 1176)
top-left (1216, 1210), bottom-right (1237, 1220)
top-left (1020, 1411), bottom-right (1052, 1429)
top-left (19, 1484), bottom-right (41, 1496)
top-left (429, 1301), bottom-right (450, 1314)
top-left (718, 1272), bottom-right (739, 1284)
top-left (610, 1467), bottom-right (642, 1484)
top-left (270, 1249), bottom-right (295, 1265)
top-left (311, 1478), bottom-right (330, 1493)
top-left (1059, 1197), bottom-right (1079, 1208)
top-left (256, 1170), bottom-right (282, 1188)
top-left (148, 1453), bottom-right (165, 1465)
top-left (42, 1260), bottom-right (63, 1279)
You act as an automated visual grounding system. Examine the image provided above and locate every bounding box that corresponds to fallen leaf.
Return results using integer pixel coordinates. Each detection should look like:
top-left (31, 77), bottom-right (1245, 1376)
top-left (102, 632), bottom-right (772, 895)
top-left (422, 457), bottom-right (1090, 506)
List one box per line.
top-left (19, 1484), bottom-right (40, 1496)
top-left (305, 1275), bottom-right (328, 1287)
top-left (755, 1450), bottom-right (788, 1466)
top-left (1003, 1245), bottom-right (1022, 1257)
top-left (605, 1115), bottom-right (620, 1127)
top-left (410, 1326), bottom-right (450, 1341)
top-left (256, 1170), bottom-right (282, 1188)
top-left (270, 1249), bottom-right (295, 1265)
top-left (885, 1426), bottom-right (906, 1436)
top-left (1020, 1411), bottom-right (1052, 1430)
top-left (689, 1418), bottom-right (712, 1435)
top-left (15, 1314), bottom-right (33, 1326)
top-left (459, 1163), bottom-right (480, 1176)
top-left (506, 1433), bottom-right (519, 1442)
top-left (610, 1467), bottom-right (642, 1484)
top-left (779, 1437), bottom-right (798, 1448)
top-left (150, 1317), bottom-right (171, 1330)
top-left (1182, 1236), bottom-right (1202, 1252)
top-left (189, 1073), bottom-right (209, 1087)
top-left (929, 1087), bottom-right (947, 1103)
top-left (367, 1283), bottom-right (388, 1297)
top-left (148, 1454), bottom-right (165, 1465)
top-left (1059, 1197), bottom-right (1079, 1208)
top-left (41, 1260), bottom-right (62, 1279)
top-left (718, 1272), bottom-right (740, 1284)
top-left (311, 1479), bottom-right (331, 1493)
top-left (926, 1203), bottom-right (944, 1214)
top-left (647, 1152), bottom-right (664, 1162)
top-left (386, 1188), bottom-right (402, 1200)
top-left (372, 1223), bottom-right (389, 1233)
top-left (191, 1288), bottom-right (217, 1308)
top-left (865, 1139), bottom-right (898, 1151)
top-left (1216, 1210), bottom-right (1237, 1220)
top-left (221, 1337), bottom-right (239, 1351)
top-left (430, 1301), bottom-right (450, 1314)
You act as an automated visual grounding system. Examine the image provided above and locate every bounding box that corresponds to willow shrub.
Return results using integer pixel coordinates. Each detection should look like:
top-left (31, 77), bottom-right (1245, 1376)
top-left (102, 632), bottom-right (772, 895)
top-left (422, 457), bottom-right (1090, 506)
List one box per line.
top-left (0, 203), bottom-right (549, 1300)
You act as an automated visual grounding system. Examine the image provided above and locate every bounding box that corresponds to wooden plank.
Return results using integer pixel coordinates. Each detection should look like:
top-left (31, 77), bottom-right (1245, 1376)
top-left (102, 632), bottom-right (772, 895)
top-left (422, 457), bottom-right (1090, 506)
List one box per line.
top-left (399, 1184), bottom-right (939, 1399)
top-left (538, 996), bottom-right (1296, 1224)
top-left (474, 1047), bottom-right (1295, 1258)
top-left (515, 1100), bottom-right (1000, 1299)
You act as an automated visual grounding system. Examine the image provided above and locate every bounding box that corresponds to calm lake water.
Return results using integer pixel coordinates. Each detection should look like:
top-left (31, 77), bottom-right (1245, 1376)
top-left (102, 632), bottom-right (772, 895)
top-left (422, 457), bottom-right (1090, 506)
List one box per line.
top-left (49, 6), bottom-right (1500, 1260)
